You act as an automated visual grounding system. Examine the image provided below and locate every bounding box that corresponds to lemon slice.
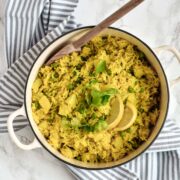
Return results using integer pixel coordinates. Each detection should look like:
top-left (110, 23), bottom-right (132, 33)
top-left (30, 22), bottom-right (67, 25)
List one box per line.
top-left (116, 102), bottom-right (137, 131)
top-left (106, 95), bottom-right (124, 130)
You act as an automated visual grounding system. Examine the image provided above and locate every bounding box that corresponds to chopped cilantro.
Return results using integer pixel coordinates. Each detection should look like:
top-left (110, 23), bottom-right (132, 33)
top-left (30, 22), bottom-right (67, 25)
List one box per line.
top-left (139, 52), bottom-right (145, 59)
top-left (32, 101), bottom-right (40, 110)
top-left (101, 95), bottom-right (110, 105)
top-left (67, 83), bottom-right (75, 91)
top-left (89, 79), bottom-right (98, 84)
top-left (107, 69), bottom-right (112, 75)
top-left (91, 88), bottom-right (118, 106)
top-left (94, 119), bottom-right (108, 131)
top-left (76, 64), bottom-right (83, 70)
top-left (51, 62), bottom-right (59, 69)
top-left (75, 76), bottom-right (83, 84)
top-left (128, 86), bottom-right (136, 93)
top-left (119, 131), bottom-right (125, 139)
top-left (138, 107), bottom-right (144, 113)
top-left (139, 87), bottom-right (144, 93)
top-left (51, 72), bottom-right (59, 81)
top-left (78, 103), bottom-right (86, 114)
top-left (95, 60), bottom-right (106, 74)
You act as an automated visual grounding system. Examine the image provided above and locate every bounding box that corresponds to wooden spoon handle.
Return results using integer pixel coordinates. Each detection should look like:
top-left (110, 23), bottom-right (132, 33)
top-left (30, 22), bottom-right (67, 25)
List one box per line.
top-left (73, 0), bottom-right (144, 49)
top-left (46, 0), bottom-right (144, 65)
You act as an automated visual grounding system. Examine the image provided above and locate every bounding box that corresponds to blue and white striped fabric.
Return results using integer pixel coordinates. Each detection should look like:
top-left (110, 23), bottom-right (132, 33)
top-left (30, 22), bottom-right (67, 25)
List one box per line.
top-left (0, 0), bottom-right (180, 179)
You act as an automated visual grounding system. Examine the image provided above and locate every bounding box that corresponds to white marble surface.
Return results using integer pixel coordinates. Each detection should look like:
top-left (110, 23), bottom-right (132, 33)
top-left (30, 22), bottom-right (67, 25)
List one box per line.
top-left (0, 0), bottom-right (180, 179)
top-left (0, 0), bottom-right (7, 77)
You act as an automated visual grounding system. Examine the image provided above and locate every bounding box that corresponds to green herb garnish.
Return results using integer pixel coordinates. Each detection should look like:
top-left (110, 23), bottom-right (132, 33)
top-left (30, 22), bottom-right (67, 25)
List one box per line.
top-left (139, 87), bottom-right (144, 93)
top-left (120, 131), bottom-right (125, 139)
top-left (106, 69), bottom-right (112, 75)
top-left (89, 79), bottom-right (98, 84)
top-left (73, 70), bottom-right (77, 76)
top-left (81, 124), bottom-right (94, 132)
top-left (95, 60), bottom-right (106, 74)
top-left (91, 90), bottom-right (102, 106)
top-left (139, 52), bottom-right (145, 59)
top-left (75, 156), bottom-right (81, 161)
top-left (67, 83), bottom-right (75, 91)
top-left (89, 72), bottom-right (95, 77)
top-left (78, 103), bottom-right (86, 114)
top-left (85, 92), bottom-right (92, 105)
top-left (128, 86), bottom-right (136, 93)
top-left (76, 64), bottom-right (83, 70)
top-left (126, 128), bottom-right (131, 133)
top-left (32, 101), bottom-right (40, 110)
top-left (92, 113), bottom-right (96, 119)
top-left (51, 62), bottom-right (59, 69)
top-left (94, 118), bottom-right (108, 131)
top-left (75, 76), bottom-right (83, 84)
top-left (91, 88), bottom-right (118, 106)
top-left (101, 95), bottom-right (110, 105)
top-left (51, 72), bottom-right (59, 81)
top-left (138, 107), bottom-right (144, 113)
top-left (76, 116), bottom-right (108, 132)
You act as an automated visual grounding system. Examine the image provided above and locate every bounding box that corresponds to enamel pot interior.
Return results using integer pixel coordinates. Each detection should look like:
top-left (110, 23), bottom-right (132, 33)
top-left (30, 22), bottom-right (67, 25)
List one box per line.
top-left (25, 27), bottom-right (169, 169)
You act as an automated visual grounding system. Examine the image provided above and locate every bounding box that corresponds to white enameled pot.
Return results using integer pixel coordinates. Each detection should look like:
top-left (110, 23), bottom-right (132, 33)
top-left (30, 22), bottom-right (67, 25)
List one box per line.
top-left (7, 27), bottom-right (180, 169)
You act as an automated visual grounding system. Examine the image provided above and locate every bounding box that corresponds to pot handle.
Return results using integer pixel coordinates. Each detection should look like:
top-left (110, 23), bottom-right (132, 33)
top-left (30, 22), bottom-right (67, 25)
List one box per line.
top-left (154, 45), bottom-right (180, 87)
top-left (7, 105), bottom-right (41, 150)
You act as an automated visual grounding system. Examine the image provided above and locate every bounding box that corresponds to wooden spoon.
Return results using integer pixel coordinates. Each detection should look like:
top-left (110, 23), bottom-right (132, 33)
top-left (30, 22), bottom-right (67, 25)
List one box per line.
top-left (46, 0), bottom-right (144, 65)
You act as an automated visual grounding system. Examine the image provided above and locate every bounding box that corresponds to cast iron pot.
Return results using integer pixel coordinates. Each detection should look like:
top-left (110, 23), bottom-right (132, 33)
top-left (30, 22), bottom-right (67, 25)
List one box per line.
top-left (7, 26), bottom-right (180, 169)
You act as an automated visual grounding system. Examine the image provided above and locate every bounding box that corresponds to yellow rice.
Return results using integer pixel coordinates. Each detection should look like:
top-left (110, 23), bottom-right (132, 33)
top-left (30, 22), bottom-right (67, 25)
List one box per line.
top-left (31, 35), bottom-right (160, 162)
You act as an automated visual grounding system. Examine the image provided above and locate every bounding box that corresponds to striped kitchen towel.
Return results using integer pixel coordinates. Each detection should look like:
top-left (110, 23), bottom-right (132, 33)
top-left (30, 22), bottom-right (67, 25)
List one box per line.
top-left (0, 0), bottom-right (180, 179)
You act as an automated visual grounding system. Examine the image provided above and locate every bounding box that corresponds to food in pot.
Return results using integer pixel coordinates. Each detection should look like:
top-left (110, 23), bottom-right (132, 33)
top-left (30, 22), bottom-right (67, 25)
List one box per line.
top-left (31, 35), bottom-right (160, 162)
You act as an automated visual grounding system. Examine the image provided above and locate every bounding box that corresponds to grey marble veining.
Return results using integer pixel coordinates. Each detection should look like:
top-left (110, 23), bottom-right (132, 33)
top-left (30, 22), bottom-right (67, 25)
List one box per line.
top-left (0, 0), bottom-right (180, 179)
top-left (0, 0), bottom-right (7, 77)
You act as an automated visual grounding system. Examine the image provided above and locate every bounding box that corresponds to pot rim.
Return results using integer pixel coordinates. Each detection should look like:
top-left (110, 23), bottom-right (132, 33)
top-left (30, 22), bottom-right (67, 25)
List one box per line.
top-left (24, 26), bottom-right (169, 170)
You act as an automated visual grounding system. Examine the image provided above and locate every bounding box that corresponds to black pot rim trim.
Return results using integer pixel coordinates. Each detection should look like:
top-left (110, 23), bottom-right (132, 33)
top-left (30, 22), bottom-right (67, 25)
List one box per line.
top-left (24, 26), bottom-right (170, 170)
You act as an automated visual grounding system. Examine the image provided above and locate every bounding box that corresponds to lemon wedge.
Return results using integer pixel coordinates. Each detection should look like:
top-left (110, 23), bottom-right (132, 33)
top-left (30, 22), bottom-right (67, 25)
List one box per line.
top-left (116, 102), bottom-right (137, 131)
top-left (106, 95), bottom-right (124, 130)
